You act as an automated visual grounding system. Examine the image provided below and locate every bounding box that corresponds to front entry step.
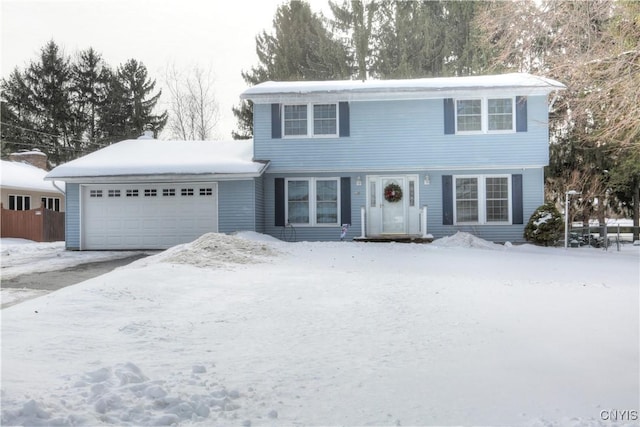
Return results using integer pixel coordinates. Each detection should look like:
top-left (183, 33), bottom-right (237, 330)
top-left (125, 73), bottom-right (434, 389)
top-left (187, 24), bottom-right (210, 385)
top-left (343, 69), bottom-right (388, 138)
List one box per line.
top-left (353, 235), bottom-right (434, 244)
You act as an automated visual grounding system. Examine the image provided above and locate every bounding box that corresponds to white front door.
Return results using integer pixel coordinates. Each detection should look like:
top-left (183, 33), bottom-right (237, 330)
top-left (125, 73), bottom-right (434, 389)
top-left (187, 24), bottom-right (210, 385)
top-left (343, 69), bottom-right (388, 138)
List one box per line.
top-left (367, 175), bottom-right (419, 236)
top-left (381, 177), bottom-right (406, 234)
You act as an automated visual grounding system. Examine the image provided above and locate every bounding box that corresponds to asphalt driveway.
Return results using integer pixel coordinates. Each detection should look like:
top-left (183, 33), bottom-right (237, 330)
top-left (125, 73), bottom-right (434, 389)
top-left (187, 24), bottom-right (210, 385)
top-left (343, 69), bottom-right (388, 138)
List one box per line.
top-left (1, 254), bottom-right (149, 308)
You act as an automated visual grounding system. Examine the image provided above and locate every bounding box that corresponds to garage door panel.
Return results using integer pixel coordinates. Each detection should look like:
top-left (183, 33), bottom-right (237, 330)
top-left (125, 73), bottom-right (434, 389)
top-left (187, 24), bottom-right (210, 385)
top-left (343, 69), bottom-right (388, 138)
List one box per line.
top-left (82, 184), bottom-right (218, 250)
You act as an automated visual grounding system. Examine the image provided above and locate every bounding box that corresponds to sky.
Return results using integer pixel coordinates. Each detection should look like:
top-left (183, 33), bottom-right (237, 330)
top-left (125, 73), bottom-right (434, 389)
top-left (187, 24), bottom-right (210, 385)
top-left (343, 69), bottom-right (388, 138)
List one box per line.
top-left (1, 0), bottom-right (331, 140)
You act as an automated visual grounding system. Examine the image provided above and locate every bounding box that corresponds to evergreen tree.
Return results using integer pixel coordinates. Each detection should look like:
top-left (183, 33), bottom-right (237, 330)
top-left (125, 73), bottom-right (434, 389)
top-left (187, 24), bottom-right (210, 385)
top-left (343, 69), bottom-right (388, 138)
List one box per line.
top-left (330, 0), bottom-right (378, 80)
top-left (232, 0), bottom-right (352, 139)
top-left (99, 59), bottom-right (167, 142)
top-left (23, 40), bottom-right (74, 164)
top-left (71, 48), bottom-right (110, 151)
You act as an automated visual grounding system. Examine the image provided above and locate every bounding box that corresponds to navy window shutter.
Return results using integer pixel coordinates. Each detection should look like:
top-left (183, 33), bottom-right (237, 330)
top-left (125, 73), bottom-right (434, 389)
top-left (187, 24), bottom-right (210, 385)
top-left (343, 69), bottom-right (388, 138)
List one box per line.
top-left (274, 178), bottom-right (285, 226)
top-left (444, 99), bottom-right (455, 135)
top-left (271, 104), bottom-right (282, 139)
top-left (340, 177), bottom-right (351, 225)
top-left (512, 174), bottom-right (523, 224)
top-left (442, 175), bottom-right (454, 225)
top-left (339, 102), bottom-right (350, 137)
top-left (516, 96), bottom-right (527, 132)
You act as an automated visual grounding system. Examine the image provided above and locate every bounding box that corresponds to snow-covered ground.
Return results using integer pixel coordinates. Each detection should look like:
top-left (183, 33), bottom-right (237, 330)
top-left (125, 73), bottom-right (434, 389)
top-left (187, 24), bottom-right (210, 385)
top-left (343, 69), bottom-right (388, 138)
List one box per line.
top-left (1, 232), bottom-right (638, 426)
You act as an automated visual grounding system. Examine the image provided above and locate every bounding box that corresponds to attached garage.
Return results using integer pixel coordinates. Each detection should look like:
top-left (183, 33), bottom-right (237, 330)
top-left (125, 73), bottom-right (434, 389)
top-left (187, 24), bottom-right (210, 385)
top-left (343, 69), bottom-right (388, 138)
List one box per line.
top-left (82, 183), bottom-right (218, 250)
top-left (45, 136), bottom-right (268, 250)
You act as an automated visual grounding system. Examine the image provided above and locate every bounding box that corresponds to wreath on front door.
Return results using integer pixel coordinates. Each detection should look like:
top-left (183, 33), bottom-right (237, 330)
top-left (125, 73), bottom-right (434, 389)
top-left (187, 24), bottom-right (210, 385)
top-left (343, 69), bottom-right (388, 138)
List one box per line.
top-left (384, 183), bottom-right (403, 203)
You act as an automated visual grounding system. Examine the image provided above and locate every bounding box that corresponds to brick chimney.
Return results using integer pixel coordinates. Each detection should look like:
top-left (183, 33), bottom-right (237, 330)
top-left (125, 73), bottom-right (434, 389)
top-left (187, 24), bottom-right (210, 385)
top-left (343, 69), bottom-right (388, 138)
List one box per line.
top-left (9, 149), bottom-right (48, 170)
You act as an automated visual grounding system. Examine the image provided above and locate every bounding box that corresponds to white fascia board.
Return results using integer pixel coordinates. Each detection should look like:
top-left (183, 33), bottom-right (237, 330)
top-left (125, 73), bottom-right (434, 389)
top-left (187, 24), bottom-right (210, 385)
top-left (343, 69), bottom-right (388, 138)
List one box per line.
top-left (242, 87), bottom-right (561, 104)
top-left (44, 172), bottom-right (264, 184)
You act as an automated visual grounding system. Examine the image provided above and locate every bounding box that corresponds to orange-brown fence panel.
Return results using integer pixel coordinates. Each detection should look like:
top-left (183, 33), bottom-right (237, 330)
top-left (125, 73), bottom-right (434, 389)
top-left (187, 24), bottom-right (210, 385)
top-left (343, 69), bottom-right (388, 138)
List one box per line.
top-left (1, 205), bottom-right (65, 242)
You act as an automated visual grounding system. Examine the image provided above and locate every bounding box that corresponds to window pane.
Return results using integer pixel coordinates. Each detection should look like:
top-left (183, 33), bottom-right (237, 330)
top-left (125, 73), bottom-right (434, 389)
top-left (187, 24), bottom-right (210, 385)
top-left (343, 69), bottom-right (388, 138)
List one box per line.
top-left (456, 178), bottom-right (478, 222)
top-left (287, 180), bottom-right (309, 224)
top-left (486, 177), bottom-right (509, 222)
top-left (313, 104), bottom-right (337, 135)
top-left (24, 196), bottom-right (30, 210)
top-left (9, 195), bottom-right (15, 210)
top-left (488, 98), bottom-right (513, 130)
top-left (370, 181), bottom-right (376, 207)
top-left (316, 180), bottom-right (338, 224)
top-left (284, 105), bottom-right (308, 136)
top-left (456, 99), bottom-right (482, 132)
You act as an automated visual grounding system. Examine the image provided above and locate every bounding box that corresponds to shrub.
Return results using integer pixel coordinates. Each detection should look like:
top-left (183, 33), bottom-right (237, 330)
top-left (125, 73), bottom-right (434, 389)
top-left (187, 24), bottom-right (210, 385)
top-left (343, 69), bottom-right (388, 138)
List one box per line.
top-left (524, 202), bottom-right (564, 246)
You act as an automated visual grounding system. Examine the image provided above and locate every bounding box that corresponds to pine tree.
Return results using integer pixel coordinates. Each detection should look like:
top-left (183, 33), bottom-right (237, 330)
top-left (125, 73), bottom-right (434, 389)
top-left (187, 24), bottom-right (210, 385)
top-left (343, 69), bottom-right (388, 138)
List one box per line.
top-left (24, 40), bottom-right (74, 164)
top-left (232, 0), bottom-right (352, 139)
top-left (99, 59), bottom-right (167, 142)
top-left (71, 48), bottom-right (110, 151)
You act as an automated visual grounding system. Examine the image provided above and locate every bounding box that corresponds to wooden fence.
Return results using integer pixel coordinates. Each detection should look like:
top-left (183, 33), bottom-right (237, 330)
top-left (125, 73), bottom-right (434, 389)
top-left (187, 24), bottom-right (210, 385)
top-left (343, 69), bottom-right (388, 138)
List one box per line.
top-left (0, 205), bottom-right (65, 242)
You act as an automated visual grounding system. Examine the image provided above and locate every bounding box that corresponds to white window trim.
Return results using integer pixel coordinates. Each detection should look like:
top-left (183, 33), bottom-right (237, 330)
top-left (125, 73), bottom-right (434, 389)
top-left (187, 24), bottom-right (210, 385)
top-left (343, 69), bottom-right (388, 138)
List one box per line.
top-left (8, 194), bottom-right (31, 210)
top-left (282, 103), bottom-right (339, 138)
top-left (285, 177), bottom-right (341, 227)
top-left (455, 97), bottom-right (516, 135)
top-left (41, 196), bottom-right (62, 211)
top-left (453, 174), bottom-right (512, 225)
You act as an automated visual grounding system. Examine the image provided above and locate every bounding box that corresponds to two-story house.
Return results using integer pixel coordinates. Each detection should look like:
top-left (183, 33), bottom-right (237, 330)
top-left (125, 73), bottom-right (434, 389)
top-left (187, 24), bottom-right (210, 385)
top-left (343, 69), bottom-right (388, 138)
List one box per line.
top-left (241, 72), bottom-right (565, 243)
top-left (46, 73), bottom-right (564, 250)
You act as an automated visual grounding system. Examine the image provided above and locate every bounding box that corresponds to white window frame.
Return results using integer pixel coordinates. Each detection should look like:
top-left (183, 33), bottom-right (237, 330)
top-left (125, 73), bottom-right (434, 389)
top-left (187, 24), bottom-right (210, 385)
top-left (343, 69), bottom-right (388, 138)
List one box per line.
top-left (455, 97), bottom-right (516, 134)
top-left (453, 175), bottom-right (512, 225)
top-left (282, 103), bottom-right (339, 138)
top-left (8, 194), bottom-right (31, 210)
top-left (41, 196), bottom-right (61, 211)
top-left (285, 177), bottom-right (341, 227)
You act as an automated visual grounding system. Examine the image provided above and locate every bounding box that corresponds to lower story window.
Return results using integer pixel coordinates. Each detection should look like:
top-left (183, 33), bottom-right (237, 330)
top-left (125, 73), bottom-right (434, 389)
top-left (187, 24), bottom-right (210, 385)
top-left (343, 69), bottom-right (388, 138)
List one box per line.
top-left (286, 178), bottom-right (339, 226)
top-left (9, 194), bottom-right (31, 210)
top-left (41, 197), bottom-right (61, 211)
top-left (454, 175), bottom-right (510, 224)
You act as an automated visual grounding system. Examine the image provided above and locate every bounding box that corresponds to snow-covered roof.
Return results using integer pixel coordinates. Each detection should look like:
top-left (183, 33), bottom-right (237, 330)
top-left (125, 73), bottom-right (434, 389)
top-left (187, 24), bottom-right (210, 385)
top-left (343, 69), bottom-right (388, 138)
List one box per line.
top-left (1, 160), bottom-right (65, 193)
top-left (45, 139), bottom-right (267, 182)
top-left (241, 73), bottom-right (566, 103)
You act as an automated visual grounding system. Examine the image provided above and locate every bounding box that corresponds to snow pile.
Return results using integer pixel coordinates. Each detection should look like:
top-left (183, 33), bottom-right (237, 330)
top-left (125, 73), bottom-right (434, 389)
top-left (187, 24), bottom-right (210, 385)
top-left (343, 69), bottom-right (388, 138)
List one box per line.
top-left (432, 231), bottom-right (505, 249)
top-left (142, 232), bottom-right (279, 268)
top-left (1, 362), bottom-right (247, 427)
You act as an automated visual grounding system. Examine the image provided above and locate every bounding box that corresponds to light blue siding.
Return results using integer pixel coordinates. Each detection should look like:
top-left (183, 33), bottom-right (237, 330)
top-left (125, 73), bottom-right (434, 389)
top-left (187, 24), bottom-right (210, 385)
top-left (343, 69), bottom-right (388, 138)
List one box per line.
top-left (254, 96), bottom-right (549, 173)
top-left (65, 183), bottom-right (81, 250)
top-left (422, 168), bottom-right (544, 243)
top-left (262, 172), bottom-right (364, 242)
top-left (217, 180), bottom-right (257, 234)
top-left (254, 177), bottom-right (265, 233)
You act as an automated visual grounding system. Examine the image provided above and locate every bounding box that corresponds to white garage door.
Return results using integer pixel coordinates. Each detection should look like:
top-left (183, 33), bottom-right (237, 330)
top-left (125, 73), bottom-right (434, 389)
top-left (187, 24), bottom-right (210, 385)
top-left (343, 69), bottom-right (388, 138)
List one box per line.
top-left (82, 183), bottom-right (218, 250)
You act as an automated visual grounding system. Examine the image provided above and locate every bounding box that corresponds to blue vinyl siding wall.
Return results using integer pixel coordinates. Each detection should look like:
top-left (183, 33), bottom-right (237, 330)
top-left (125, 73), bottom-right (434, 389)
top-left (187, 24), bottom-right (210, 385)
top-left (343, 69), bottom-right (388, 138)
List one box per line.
top-left (65, 183), bottom-right (81, 250)
top-left (424, 168), bottom-right (544, 243)
top-left (217, 180), bottom-right (257, 234)
top-left (253, 96), bottom-right (549, 173)
top-left (262, 172), bottom-right (365, 242)
top-left (254, 177), bottom-right (265, 234)
top-left (262, 168), bottom-right (543, 243)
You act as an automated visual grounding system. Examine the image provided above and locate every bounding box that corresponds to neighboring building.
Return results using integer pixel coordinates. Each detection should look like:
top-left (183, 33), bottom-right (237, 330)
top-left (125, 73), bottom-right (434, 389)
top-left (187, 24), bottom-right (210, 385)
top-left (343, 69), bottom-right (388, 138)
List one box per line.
top-left (1, 152), bottom-right (65, 212)
top-left (1, 151), bottom-right (66, 242)
top-left (47, 73), bottom-right (565, 250)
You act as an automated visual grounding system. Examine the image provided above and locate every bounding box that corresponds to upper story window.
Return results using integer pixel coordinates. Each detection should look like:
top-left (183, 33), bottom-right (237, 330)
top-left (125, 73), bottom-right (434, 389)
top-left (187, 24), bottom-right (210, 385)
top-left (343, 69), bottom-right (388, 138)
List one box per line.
top-left (283, 103), bottom-right (338, 137)
top-left (455, 97), bottom-right (515, 134)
